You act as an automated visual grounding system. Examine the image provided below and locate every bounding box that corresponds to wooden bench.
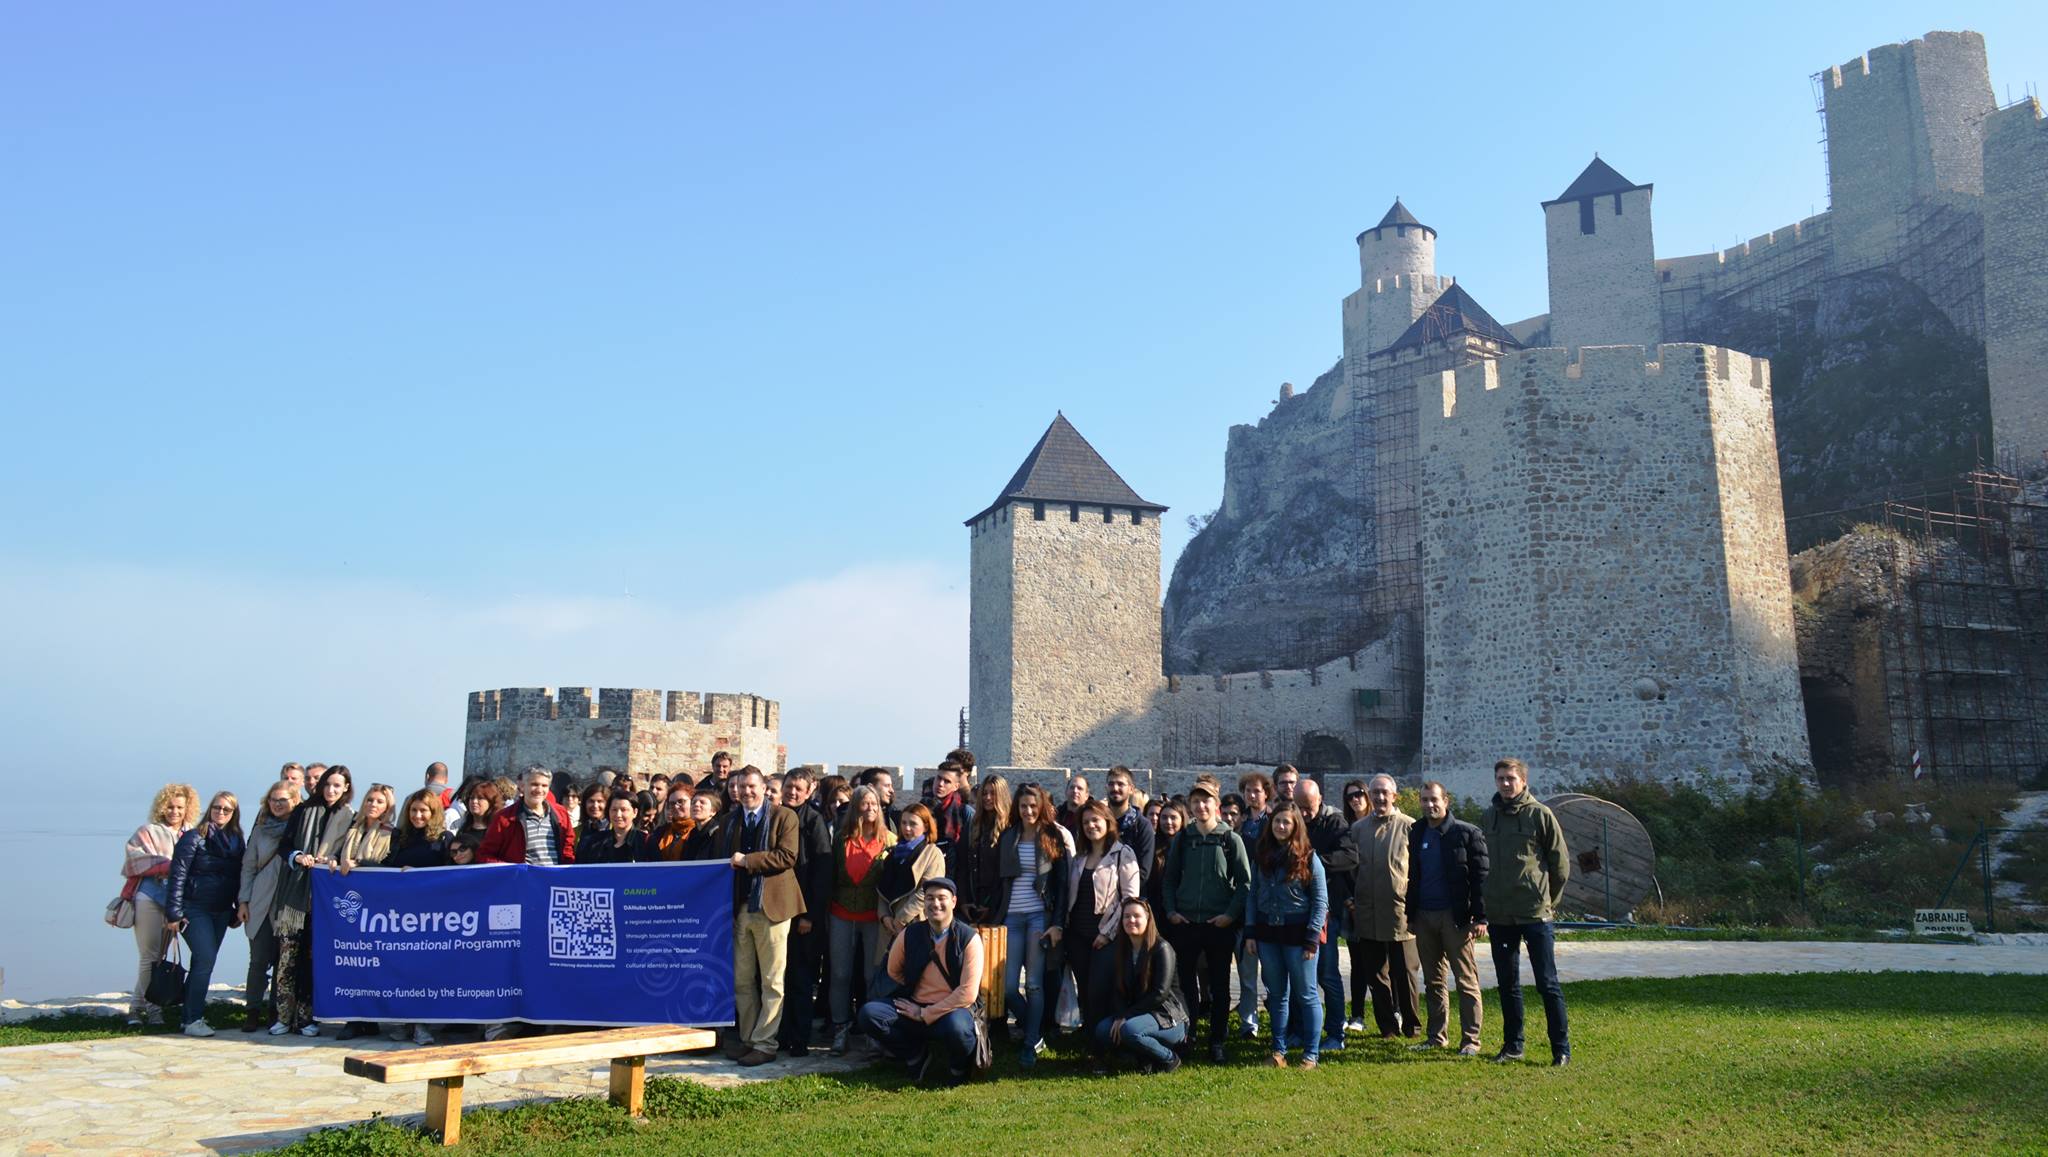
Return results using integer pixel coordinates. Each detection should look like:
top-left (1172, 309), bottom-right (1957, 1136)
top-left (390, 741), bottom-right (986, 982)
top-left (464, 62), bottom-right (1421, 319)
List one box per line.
top-left (343, 1024), bottom-right (716, 1145)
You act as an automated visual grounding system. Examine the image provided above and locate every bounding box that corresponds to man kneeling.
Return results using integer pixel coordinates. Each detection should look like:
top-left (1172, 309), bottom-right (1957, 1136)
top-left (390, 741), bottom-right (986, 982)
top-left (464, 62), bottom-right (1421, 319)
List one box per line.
top-left (856, 876), bottom-right (983, 1086)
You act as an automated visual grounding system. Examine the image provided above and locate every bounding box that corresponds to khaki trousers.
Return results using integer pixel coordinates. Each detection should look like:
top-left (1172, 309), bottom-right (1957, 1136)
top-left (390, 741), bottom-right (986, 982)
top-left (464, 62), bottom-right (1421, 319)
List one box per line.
top-left (734, 911), bottom-right (791, 1053)
top-left (1413, 907), bottom-right (1483, 1049)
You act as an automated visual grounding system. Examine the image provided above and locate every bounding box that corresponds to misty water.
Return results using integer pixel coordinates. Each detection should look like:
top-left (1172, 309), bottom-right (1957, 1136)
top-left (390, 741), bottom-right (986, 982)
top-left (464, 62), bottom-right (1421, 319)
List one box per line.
top-left (0, 828), bottom-right (252, 1005)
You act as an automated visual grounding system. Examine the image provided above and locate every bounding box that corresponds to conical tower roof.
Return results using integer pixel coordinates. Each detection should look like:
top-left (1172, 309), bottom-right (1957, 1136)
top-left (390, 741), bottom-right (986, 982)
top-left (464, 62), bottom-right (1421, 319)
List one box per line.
top-left (1543, 156), bottom-right (1650, 205)
top-left (966, 413), bottom-right (1166, 525)
top-left (1357, 197), bottom-right (1436, 242)
top-left (1374, 283), bottom-right (1523, 356)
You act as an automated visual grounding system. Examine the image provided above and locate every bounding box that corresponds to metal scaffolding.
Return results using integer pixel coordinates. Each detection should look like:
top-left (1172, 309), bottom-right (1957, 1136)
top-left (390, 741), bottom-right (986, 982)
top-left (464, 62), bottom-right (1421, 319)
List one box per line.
top-left (1879, 470), bottom-right (2048, 783)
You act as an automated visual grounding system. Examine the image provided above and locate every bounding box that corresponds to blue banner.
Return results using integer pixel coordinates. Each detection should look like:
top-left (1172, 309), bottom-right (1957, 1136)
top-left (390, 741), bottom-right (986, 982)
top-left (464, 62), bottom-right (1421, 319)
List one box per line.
top-left (311, 861), bottom-right (734, 1027)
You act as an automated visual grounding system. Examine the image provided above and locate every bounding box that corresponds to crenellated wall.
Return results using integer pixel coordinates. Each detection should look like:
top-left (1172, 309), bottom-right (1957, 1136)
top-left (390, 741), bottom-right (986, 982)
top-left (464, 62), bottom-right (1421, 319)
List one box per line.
top-left (1822, 31), bottom-right (1994, 274)
top-left (1418, 345), bottom-right (1809, 800)
top-left (463, 686), bottom-right (784, 782)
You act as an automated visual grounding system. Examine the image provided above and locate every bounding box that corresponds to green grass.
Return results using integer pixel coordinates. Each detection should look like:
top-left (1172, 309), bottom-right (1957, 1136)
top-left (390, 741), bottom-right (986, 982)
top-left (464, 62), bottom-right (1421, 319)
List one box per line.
top-left (0, 1000), bottom-right (248, 1048)
top-left (269, 972), bottom-right (2048, 1155)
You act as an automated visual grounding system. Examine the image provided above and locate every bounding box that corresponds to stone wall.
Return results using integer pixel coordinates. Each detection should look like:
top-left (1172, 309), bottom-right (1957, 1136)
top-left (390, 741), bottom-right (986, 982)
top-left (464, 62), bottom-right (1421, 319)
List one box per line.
top-left (1418, 345), bottom-right (1810, 801)
top-left (1159, 634), bottom-right (1403, 773)
top-left (1984, 98), bottom-right (2048, 477)
top-left (463, 687), bottom-right (783, 782)
top-left (969, 499), bottom-right (1165, 769)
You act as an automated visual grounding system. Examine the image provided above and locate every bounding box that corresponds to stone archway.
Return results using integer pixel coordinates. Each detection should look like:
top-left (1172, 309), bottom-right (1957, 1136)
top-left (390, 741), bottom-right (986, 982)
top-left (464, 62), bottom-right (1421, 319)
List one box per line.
top-left (1296, 733), bottom-right (1354, 776)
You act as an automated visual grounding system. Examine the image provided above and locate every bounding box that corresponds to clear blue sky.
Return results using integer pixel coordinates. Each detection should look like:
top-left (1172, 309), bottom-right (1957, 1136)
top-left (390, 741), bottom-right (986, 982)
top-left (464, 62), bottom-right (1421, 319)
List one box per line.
top-left (3, 2), bottom-right (2044, 785)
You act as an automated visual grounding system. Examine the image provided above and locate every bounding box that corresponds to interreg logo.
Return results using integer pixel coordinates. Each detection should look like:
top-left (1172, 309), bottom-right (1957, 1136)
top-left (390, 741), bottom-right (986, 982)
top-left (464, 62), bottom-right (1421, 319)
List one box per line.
top-left (345, 898), bottom-right (484, 938)
top-left (332, 890), bottom-right (365, 924)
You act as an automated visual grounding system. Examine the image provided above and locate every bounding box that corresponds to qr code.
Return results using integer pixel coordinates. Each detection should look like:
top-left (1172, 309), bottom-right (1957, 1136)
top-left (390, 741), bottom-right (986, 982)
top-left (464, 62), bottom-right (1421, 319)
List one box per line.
top-left (547, 886), bottom-right (616, 961)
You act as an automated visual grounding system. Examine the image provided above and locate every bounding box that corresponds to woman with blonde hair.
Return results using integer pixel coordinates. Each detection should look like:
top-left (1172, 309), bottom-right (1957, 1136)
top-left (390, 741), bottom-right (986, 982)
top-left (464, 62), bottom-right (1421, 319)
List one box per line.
top-left (826, 784), bottom-right (897, 1054)
top-left (338, 783), bottom-right (397, 872)
top-left (960, 774), bottom-right (1011, 927)
top-left (270, 765), bottom-right (354, 1036)
top-left (166, 791), bottom-right (245, 1035)
top-left (122, 783), bottom-right (199, 1025)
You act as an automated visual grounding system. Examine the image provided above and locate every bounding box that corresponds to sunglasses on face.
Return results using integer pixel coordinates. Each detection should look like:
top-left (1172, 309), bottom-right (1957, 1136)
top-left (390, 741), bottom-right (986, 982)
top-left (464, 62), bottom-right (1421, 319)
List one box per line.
top-left (210, 804), bottom-right (235, 814)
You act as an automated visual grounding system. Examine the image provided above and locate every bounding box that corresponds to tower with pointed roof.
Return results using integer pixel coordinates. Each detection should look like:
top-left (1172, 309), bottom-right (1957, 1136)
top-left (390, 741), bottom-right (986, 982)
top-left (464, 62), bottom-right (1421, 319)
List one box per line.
top-left (966, 414), bottom-right (1168, 769)
top-left (1544, 157), bottom-right (1660, 352)
top-left (1343, 199), bottom-right (1453, 403)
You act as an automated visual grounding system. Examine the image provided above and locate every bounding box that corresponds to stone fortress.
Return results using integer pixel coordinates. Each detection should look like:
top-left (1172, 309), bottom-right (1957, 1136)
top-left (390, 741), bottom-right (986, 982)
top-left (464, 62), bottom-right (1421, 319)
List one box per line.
top-left (967, 30), bottom-right (2048, 801)
top-left (463, 686), bottom-right (785, 783)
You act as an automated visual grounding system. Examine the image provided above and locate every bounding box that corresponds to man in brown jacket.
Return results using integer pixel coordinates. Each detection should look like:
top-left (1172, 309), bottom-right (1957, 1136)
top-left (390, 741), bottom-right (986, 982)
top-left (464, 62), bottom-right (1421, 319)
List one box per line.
top-left (717, 765), bottom-right (804, 1066)
top-left (1348, 774), bottom-right (1420, 1038)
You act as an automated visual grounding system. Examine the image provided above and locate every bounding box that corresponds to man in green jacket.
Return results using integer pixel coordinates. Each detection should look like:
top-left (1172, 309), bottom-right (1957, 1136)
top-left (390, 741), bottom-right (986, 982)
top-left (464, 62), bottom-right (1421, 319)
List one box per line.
top-left (1163, 776), bottom-right (1251, 1064)
top-left (1481, 758), bottom-right (1571, 1066)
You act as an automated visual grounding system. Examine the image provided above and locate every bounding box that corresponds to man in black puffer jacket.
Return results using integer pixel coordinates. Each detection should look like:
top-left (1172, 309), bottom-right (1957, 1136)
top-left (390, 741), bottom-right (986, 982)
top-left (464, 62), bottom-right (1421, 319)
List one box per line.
top-left (1404, 781), bottom-right (1488, 1056)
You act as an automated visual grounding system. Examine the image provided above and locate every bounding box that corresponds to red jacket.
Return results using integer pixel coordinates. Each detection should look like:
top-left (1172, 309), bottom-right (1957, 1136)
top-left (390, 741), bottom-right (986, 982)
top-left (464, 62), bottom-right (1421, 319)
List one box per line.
top-left (478, 797), bottom-right (577, 864)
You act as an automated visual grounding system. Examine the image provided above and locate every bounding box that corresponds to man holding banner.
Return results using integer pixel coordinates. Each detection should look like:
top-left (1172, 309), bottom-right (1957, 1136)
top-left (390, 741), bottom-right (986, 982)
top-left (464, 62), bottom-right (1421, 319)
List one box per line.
top-left (717, 765), bottom-right (803, 1067)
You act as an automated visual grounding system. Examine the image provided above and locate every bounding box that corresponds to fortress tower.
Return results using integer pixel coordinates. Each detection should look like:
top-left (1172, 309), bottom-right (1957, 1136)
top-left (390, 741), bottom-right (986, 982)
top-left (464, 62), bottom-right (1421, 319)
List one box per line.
top-left (1418, 346), bottom-right (1810, 799)
top-left (464, 687), bottom-right (783, 781)
top-left (1983, 97), bottom-right (2048, 477)
top-left (1821, 31), bottom-right (1995, 275)
top-left (967, 414), bottom-right (1168, 769)
top-left (1544, 158), bottom-right (1660, 352)
top-left (1342, 200), bottom-right (1452, 406)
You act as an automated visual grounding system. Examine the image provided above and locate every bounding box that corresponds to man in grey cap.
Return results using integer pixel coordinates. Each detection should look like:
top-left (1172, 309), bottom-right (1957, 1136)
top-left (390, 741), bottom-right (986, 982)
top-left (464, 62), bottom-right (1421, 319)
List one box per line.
top-left (854, 877), bottom-right (985, 1086)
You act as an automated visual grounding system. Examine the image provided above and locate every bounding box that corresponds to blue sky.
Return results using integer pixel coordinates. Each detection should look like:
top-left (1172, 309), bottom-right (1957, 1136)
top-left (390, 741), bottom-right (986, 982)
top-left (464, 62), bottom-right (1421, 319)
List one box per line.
top-left (3, 3), bottom-right (2045, 792)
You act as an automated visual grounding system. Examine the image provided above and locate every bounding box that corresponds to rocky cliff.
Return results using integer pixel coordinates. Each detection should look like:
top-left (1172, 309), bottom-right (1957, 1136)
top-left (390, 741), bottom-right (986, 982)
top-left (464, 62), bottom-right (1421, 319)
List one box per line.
top-left (1162, 360), bottom-right (1370, 675)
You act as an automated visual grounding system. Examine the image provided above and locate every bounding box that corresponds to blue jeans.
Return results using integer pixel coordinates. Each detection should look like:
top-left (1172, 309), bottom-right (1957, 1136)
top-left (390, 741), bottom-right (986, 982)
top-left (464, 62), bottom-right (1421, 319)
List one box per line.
top-left (855, 1000), bottom-right (977, 1083)
top-left (180, 906), bottom-right (231, 1027)
top-left (1254, 939), bottom-right (1323, 1059)
top-left (1489, 921), bottom-right (1569, 1056)
top-left (1092, 1011), bottom-right (1185, 1064)
top-left (1315, 933), bottom-right (1346, 1042)
top-left (1003, 909), bottom-right (1049, 1050)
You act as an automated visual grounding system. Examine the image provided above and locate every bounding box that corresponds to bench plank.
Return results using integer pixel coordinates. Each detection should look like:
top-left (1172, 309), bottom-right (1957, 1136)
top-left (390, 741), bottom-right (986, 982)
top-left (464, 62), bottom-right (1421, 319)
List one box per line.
top-left (345, 1025), bottom-right (716, 1084)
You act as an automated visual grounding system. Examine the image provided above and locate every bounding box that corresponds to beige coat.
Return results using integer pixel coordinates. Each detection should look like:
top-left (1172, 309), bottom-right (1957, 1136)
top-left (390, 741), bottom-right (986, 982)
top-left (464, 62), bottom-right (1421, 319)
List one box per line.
top-left (1349, 811), bottom-right (1414, 942)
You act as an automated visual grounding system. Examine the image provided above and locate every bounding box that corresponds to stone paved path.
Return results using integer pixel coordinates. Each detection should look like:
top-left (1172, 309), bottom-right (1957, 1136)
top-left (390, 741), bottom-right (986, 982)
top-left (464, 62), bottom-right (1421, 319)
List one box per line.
top-left (3, 939), bottom-right (2045, 1156)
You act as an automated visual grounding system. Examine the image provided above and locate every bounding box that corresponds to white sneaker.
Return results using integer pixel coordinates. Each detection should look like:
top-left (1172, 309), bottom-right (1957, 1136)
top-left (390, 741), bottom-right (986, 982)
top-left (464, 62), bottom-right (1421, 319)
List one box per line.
top-left (183, 1020), bottom-right (216, 1038)
top-left (1344, 1019), bottom-right (1365, 1033)
top-left (412, 1026), bottom-right (436, 1046)
top-left (298, 1023), bottom-right (321, 1038)
top-left (268, 1022), bottom-right (289, 1036)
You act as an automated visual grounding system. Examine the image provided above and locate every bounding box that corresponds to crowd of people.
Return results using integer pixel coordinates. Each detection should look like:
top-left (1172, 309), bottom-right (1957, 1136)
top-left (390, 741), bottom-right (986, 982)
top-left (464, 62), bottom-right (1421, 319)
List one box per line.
top-left (119, 750), bottom-right (1574, 1082)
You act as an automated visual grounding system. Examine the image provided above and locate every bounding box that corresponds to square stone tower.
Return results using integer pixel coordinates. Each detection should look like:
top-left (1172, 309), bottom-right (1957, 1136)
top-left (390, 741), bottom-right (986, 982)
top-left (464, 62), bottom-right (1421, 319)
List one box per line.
top-left (967, 414), bottom-right (1167, 769)
top-left (1544, 158), bottom-right (1661, 353)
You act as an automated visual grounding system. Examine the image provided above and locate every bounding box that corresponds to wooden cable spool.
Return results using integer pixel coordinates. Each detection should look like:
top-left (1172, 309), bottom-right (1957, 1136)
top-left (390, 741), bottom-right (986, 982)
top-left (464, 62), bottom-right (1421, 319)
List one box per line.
top-left (1540, 793), bottom-right (1657, 922)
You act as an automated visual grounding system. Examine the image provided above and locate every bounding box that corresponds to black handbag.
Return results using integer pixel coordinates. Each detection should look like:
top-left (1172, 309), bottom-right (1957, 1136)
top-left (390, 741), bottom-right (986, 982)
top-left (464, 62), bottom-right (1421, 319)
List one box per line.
top-left (145, 934), bottom-right (188, 1010)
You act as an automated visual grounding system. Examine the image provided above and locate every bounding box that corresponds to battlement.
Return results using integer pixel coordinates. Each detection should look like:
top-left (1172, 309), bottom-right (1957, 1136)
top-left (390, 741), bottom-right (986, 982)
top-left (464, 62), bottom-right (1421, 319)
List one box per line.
top-left (1433, 344), bottom-right (1769, 422)
top-left (1822, 30), bottom-right (1985, 91)
top-left (1350, 273), bottom-right (1453, 299)
top-left (467, 687), bottom-right (779, 728)
top-left (1657, 214), bottom-right (1831, 285)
